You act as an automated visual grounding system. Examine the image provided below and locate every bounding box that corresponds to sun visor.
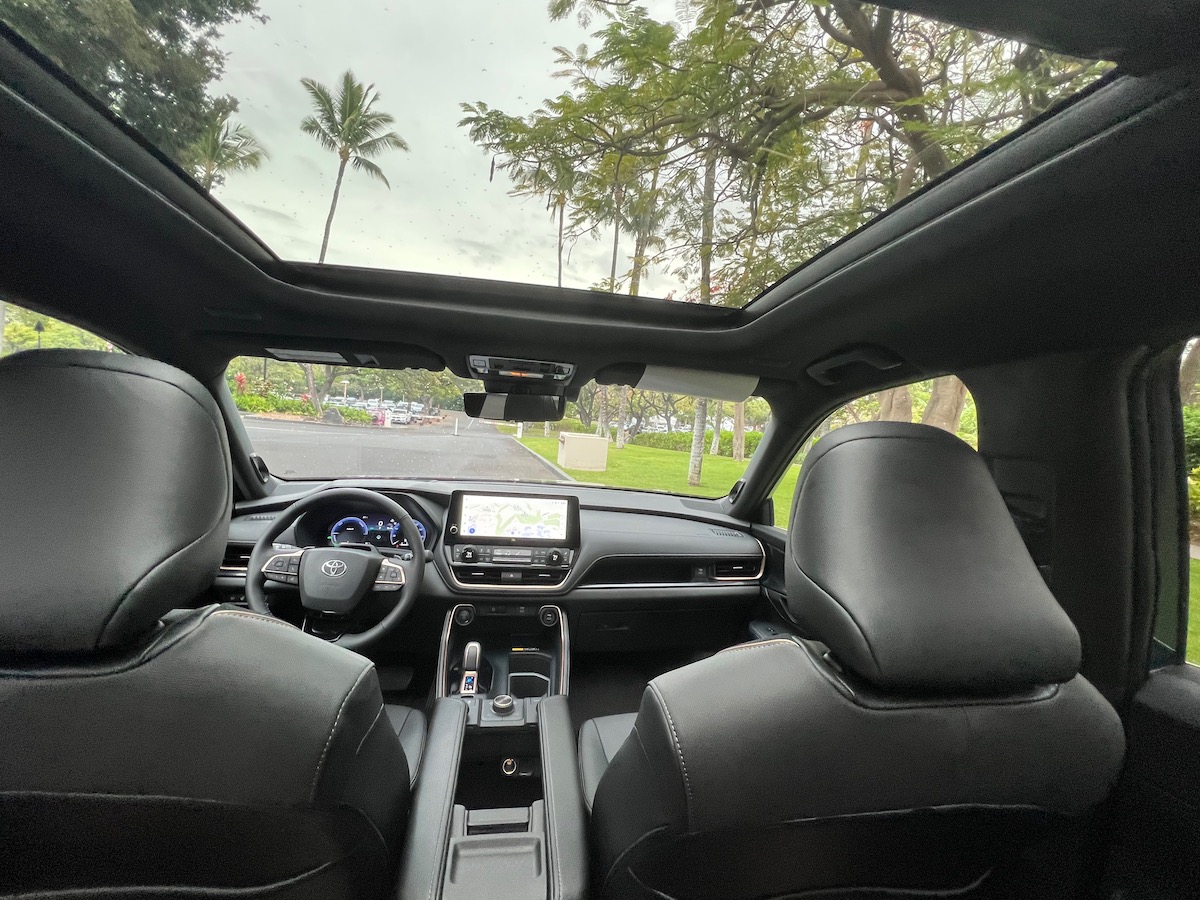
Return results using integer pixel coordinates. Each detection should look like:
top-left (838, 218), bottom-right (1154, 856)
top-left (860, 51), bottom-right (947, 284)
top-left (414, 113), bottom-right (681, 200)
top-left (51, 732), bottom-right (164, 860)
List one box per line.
top-left (637, 365), bottom-right (759, 402)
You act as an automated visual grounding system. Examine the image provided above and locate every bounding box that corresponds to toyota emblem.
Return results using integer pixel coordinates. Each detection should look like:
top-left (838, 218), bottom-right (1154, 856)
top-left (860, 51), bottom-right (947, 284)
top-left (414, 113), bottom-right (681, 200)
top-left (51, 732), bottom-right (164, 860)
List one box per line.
top-left (321, 559), bottom-right (348, 578)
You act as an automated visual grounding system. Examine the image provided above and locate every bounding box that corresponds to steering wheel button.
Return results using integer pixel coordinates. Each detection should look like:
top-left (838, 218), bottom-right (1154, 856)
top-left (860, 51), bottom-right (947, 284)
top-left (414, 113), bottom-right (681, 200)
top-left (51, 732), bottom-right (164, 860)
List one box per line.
top-left (287, 558), bottom-right (300, 573)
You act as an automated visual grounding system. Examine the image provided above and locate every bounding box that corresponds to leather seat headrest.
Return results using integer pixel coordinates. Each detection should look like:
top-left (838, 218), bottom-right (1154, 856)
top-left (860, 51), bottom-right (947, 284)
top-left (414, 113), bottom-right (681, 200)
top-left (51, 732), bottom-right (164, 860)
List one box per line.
top-left (0, 350), bottom-right (232, 657)
top-left (786, 422), bottom-right (1080, 694)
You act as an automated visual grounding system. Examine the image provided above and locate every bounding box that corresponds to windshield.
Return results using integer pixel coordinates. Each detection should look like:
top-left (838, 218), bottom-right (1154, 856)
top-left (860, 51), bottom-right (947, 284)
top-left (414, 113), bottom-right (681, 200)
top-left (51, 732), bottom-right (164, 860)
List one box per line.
top-left (1, 1), bottom-right (1109, 306)
top-left (227, 357), bottom-right (766, 495)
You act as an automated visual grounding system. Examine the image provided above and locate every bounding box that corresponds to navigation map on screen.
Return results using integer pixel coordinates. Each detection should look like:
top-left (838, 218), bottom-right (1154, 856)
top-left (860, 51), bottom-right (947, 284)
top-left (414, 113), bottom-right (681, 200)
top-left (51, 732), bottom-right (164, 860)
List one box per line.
top-left (459, 495), bottom-right (569, 541)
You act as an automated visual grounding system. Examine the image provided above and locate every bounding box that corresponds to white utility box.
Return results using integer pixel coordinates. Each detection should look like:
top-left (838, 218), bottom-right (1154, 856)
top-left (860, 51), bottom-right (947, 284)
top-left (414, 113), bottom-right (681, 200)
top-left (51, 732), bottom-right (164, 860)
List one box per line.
top-left (557, 431), bottom-right (609, 471)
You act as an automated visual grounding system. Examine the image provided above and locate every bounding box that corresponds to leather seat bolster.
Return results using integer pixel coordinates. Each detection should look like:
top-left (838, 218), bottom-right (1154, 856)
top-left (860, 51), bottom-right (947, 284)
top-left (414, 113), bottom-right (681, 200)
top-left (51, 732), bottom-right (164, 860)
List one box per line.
top-left (578, 713), bottom-right (637, 812)
top-left (386, 704), bottom-right (428, 787)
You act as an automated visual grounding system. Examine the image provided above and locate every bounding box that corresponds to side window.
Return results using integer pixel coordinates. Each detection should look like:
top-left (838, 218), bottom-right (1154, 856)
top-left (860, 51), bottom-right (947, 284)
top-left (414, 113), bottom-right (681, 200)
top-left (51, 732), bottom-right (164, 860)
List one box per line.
top-left (1180, 339), bottom-right (1199, 664)
top-left (770, 376), bottom-right (977, 528)
top-left (0, 299), bottom-right (116, 358)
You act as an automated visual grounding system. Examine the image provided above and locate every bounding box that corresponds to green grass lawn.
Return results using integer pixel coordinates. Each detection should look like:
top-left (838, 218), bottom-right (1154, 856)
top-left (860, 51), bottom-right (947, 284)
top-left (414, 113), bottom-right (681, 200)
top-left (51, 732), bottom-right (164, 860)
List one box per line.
top-left (517, 436), bottom-right (802, 526)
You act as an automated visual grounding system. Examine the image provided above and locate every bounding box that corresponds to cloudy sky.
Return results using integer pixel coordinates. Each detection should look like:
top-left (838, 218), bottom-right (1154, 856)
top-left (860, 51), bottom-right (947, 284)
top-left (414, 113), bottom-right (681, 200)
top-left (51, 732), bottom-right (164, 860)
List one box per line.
top-left (211, 0), bottom-right (679, 295)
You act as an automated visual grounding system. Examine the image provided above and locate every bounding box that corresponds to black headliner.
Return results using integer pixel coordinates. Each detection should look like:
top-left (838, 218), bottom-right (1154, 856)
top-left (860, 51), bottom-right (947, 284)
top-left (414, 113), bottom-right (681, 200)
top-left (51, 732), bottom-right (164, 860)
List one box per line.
top-left (1, 1), bottom-right (1199, 405)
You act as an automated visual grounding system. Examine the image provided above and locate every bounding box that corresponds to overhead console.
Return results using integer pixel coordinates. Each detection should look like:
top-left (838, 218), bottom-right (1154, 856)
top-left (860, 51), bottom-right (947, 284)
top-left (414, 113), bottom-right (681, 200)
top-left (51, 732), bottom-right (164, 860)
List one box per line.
top-left (444, 491), bottom-right (580, 590)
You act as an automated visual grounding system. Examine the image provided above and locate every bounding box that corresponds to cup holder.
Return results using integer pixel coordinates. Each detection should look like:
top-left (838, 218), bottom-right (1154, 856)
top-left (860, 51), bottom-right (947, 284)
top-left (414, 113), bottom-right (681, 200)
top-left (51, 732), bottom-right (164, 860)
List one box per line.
top-left (508, 650), bottom-right (554, 698)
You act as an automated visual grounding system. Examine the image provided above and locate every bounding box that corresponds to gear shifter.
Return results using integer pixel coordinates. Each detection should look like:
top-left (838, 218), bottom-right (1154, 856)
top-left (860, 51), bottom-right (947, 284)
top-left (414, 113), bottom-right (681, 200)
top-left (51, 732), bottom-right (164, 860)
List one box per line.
top-left (459, 640), bottom-right (482, 696)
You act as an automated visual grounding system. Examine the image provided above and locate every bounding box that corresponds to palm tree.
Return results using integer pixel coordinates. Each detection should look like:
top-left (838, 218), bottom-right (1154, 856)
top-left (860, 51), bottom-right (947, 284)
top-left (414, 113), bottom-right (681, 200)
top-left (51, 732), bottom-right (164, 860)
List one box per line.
top-left (188, 115), bottom-right (267, 192)
top-left (300, 70), bottom-right (410, 263)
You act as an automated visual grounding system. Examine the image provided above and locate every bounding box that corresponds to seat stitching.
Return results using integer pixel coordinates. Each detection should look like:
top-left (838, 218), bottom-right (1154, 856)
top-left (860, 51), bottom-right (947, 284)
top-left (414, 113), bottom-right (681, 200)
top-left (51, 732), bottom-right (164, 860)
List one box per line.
top-left (648, 681), bottom-right (693, 832)
top-left (310, 664), bottom-right (373, 804)
top-left (717, 639), bottom-right (794, 655)
top-left (211, 610), bottom-right (297, 630)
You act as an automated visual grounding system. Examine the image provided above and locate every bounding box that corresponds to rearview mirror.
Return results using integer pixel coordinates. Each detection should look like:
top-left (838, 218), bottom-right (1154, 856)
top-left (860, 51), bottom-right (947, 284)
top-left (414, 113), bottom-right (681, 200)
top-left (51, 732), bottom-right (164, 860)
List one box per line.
top-left (463, 393), bottom-right (565, 422)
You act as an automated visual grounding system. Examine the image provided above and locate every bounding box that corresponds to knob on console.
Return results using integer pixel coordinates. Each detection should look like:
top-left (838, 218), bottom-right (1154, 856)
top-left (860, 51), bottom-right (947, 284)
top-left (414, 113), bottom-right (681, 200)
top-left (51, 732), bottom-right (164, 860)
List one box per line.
top-left (538, 605), bottom-right (559, 627)
top-left (546, 548), bottom-right (565, 567)
top-left (460, 545), bottom-right (479, 563)
top-left (454, 605), bottom-right (475, 626)
top-left (492, 694), bottom-right (515, 716)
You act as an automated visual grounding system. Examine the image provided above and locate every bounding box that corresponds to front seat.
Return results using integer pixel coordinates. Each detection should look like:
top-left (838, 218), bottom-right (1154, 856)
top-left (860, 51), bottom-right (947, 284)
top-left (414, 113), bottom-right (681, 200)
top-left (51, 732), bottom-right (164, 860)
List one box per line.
top-left (0, 350), bottom-right (424, 899)
top-left (580, 422), bottom-right (1125, 900)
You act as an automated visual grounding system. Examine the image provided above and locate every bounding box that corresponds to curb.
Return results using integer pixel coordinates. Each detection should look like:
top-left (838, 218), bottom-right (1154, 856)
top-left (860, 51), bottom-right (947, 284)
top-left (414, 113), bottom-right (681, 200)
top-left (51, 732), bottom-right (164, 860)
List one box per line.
top-left (240, 413), bottom-right (383, 432)
top-left (508, 436), bottom-right (575, 482)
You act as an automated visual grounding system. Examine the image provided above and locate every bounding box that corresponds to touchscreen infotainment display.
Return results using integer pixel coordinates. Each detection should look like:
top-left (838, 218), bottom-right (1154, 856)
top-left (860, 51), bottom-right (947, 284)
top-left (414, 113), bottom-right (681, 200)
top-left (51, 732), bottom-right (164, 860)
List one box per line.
top-left (458, 494), bottom-right (570, 541)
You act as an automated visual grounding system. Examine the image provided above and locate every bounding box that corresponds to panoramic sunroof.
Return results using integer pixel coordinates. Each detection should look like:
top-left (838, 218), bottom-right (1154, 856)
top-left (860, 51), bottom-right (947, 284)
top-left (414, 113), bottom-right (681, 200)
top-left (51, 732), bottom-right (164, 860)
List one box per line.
top-left (0, 0), bottom-right (1109, 308)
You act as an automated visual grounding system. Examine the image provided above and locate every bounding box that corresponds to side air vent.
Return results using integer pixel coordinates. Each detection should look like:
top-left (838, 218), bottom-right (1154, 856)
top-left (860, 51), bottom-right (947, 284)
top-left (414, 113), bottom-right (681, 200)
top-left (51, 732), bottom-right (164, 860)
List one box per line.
top-left (711, 557), bottom-right (763, 580)
top-left (219, 544), bottom-right (252, 576)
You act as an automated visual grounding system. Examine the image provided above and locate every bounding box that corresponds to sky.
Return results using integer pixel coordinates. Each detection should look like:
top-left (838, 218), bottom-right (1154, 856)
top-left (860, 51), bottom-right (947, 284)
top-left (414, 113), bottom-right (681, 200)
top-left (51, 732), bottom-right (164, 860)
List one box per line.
top-left (210, 0), bottom-right (680, 296)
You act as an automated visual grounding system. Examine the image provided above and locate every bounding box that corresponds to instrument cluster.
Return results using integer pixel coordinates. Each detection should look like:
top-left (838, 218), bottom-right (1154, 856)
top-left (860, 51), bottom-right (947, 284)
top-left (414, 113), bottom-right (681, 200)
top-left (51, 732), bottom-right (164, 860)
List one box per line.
top-left (327, 513), bottom-right (428, 550)
top-left (291, 494), bottom-right (435, 553)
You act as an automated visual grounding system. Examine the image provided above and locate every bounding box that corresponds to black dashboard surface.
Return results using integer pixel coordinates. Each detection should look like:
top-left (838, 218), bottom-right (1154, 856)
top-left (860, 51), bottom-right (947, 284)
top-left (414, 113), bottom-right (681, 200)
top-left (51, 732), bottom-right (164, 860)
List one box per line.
top-left (220, 480), bottom-right (767, 638)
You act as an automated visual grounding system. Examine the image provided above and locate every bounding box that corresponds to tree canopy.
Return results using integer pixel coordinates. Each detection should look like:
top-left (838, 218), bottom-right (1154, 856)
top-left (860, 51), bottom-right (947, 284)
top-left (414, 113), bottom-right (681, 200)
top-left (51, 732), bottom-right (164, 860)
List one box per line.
top-left (0, 0), bottom-right (265, 161)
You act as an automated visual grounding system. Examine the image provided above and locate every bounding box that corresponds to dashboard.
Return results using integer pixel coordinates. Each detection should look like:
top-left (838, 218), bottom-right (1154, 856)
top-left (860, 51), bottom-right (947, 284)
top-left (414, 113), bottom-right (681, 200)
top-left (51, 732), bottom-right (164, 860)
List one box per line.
top-left (220, 480), bottom-right (768, 652)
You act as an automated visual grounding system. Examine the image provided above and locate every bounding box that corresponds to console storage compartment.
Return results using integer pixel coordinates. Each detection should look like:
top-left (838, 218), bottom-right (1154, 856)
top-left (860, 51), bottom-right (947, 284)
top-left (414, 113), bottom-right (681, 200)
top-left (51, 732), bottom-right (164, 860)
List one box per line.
top-left (397, 695), bottom-right (588, 900)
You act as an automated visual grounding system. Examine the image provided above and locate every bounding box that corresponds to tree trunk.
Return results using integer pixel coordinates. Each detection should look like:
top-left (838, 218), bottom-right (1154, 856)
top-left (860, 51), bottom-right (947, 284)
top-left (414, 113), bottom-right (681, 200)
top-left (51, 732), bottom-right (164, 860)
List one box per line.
top-left (921, 375), bottom-right (968, 433)
top-left (876, 384), bottom-right (912, 422)
top-left (608, 156), bottom-right (625, 291)
top-left (615, 386), bottom-right (629, 448)
top-left (1181, 339), bottom-right (1200, 405)
top-left (556, 199), bottom-right (565, 288)
top-left (597, 385), bottom-right (610, 440)
top-left (687, 147), bottom-right (718, 487)
top-left (318, 365), bottom-right (344, 408)
top-left (732, 401), bottom-right (746, 461)
top-left (318, 156), bottom-right (348, 264)
top-left (688, 399), bottom-right (709, 486)
top-left (575, 384), bottom-right (595, 428)
top-left (709, 400), bottom-right (724, 454)
top-left (303, 364), bottom-right (321, 416)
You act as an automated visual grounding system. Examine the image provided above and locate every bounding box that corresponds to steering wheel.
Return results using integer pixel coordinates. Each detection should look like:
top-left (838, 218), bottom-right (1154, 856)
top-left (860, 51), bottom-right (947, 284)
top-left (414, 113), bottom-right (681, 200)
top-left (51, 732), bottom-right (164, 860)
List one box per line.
top-left (245, 488), bottom-right (426, 651)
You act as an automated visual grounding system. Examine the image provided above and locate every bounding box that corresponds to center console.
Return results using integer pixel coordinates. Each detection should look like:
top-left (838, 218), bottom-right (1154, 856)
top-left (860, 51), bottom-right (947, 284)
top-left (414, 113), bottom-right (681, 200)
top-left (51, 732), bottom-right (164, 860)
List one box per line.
top-left (398, 596), bottom-right (586, 900)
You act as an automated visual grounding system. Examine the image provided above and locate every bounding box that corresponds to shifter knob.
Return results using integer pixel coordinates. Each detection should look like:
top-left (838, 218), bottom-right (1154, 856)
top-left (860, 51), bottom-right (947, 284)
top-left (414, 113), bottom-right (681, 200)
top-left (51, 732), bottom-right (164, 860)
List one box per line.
top-left (492, 694), bottom-right (515, 716)
top-left (459, 641), bottom-right (482, 696)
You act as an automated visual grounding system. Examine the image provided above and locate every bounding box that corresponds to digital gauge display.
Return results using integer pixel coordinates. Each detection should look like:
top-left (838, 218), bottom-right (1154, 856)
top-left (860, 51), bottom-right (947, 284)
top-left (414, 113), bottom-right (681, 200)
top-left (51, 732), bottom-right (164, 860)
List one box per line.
top-left (329, 515), bottom-right (427, 549)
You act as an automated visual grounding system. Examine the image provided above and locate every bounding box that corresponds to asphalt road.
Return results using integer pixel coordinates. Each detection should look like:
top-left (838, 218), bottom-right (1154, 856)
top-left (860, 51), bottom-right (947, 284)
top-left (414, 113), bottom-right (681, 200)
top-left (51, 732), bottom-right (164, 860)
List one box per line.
top-left (242, 413), bottom-right (566, 481)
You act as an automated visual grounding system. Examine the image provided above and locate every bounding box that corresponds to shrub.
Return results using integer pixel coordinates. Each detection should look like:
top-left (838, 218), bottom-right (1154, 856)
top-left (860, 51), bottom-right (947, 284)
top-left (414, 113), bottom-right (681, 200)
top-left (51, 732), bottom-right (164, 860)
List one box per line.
top-left (232, 393), bottom-right (318, 417)
top-left (233, 393), bottom-right (271, 413)
top-left (629, 429), bottom-right (761, 458)
top-left (274, 398), bottom-right (316, 416)
top-left (1183, 406), bottom-right (1200, 471)
top-left (1189, 467), bottom-right (1200, 519)
top-left (341, 407), bottom-right (374, 424)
